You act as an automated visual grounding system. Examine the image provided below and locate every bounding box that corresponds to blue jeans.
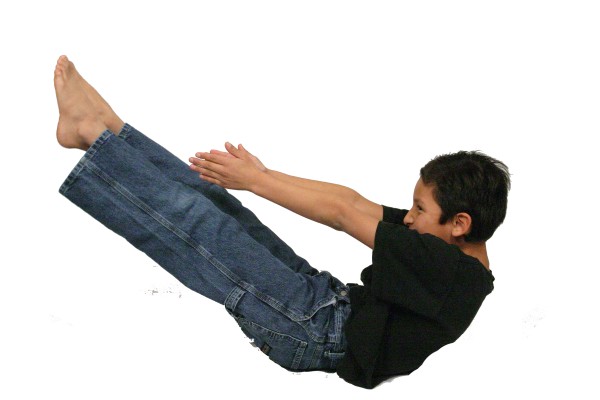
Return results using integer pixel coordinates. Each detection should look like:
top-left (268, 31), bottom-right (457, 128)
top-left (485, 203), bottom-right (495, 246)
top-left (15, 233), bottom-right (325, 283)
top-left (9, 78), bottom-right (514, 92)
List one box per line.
top-left (59, 124), bottom-right (351, 372)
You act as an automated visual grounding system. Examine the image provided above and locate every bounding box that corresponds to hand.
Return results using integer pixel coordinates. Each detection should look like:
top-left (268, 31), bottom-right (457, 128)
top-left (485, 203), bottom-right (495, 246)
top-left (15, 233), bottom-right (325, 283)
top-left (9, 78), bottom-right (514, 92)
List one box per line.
top-left (206, 143), bottom-right (268, 173)
top-left (189, 142), bottom-right (266, 190)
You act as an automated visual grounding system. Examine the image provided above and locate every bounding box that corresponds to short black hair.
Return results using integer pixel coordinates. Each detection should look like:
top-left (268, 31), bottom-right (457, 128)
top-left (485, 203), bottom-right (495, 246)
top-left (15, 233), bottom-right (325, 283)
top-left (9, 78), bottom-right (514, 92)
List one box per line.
top-left (420, 151), bottom-right (510, 242)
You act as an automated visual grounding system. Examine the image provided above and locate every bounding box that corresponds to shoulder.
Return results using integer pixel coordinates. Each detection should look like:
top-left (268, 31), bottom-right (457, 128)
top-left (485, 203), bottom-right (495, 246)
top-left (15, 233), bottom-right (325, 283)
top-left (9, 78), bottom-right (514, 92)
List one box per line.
top-left (374, 220), bottom-right (460, 266)
top-left (370, 221), bottom-right (494, 314)
top-left (374, 221), bottom-right (492, 283)
top-left (382, 205), bottom-right (408, 224)
top-left (369, 223), bottom-right (459, 312)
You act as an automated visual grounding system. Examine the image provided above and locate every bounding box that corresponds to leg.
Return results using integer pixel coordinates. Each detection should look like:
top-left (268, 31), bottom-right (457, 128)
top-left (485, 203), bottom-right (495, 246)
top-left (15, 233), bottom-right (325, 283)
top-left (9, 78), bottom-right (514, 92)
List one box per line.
top-left (66, 56), bottom-right (319, 276)
top-left (117, 125), bottom-right (320, 276)
top-left (55, 55), bottom-right (321, 304)
top-left (55, 56), bottom-right (350, 371)
top-left (59, 131), bottom-right (349, 371)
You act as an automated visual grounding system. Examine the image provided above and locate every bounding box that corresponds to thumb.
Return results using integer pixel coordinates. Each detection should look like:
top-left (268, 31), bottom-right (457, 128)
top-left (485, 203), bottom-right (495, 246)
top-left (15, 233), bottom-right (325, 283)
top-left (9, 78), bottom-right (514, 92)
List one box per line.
top-left (225, 142), bottom-right (242, 158)
top-left (238, 143), bottom-right (252, 156)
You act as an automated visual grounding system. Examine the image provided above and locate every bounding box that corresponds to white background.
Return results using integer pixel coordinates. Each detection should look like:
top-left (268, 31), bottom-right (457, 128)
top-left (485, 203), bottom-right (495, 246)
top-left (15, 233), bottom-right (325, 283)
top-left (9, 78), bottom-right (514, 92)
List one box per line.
top-left (1, 1), bottom-right (599, 398)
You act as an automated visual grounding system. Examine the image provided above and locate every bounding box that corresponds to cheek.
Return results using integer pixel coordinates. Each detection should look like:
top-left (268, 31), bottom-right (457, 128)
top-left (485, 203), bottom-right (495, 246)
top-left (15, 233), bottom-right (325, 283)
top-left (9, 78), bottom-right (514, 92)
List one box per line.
top-left (412, 216), bottom-right (428, 233)
top-left (414, 216), bottom-right (437, 235)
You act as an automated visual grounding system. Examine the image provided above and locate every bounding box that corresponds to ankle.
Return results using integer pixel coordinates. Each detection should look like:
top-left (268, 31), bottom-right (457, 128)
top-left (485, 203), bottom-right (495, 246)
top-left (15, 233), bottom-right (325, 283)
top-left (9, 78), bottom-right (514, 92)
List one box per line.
top-left (108, 118), bottom-right (126, 135)
top-left (81, 117), bottom-right (111, 147)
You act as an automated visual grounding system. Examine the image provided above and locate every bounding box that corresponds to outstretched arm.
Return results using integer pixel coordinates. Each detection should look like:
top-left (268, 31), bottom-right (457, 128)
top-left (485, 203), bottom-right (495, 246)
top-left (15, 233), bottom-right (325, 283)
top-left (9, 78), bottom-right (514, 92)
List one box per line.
top-left (189, 143), bottom-right (381, 249)
top-left (264, 170), bottom-right (383, 221)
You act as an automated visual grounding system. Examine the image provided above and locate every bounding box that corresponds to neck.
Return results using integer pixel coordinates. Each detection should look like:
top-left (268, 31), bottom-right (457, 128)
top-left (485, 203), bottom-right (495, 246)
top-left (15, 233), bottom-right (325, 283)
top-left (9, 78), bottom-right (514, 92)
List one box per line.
top-left (459, 241), bottom-right (490, 270)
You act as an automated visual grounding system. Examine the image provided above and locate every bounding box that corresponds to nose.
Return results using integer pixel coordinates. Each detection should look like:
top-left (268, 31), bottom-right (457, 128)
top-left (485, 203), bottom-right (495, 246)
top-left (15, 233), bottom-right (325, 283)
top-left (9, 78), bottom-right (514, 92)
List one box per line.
top-left (403, 209), bottom-right (414, 226)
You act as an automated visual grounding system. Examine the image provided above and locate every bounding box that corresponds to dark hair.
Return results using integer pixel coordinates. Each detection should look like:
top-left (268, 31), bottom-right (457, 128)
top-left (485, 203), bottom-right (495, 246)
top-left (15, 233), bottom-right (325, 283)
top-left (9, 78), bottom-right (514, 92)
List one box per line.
top-left (420, 151), bottom-right (510, 242)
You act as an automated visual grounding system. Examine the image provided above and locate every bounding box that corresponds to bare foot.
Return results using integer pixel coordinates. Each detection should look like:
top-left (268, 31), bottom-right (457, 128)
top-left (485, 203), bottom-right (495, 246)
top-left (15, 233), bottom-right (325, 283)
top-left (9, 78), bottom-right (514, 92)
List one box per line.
top-left (70, 63), bottom-right (125, 134)
top-left (54, 55), bottom-right (109, 150)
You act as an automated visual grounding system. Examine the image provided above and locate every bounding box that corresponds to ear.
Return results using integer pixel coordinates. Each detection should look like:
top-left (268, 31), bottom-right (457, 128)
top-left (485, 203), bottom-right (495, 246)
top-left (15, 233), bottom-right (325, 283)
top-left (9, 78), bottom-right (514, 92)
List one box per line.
top-left (451, 212), bottom-right (472, 238)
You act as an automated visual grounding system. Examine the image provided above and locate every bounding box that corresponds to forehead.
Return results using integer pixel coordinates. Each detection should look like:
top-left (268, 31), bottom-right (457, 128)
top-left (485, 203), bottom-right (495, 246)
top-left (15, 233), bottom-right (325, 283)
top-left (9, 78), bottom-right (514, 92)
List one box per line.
top-left (413, 178), bottom-right (437, 204)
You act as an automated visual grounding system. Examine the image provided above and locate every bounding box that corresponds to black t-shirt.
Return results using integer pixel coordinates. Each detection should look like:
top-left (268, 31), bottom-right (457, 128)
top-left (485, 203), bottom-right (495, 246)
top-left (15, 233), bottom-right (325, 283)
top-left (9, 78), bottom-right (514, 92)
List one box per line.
top-left (336, 206), bottom-right (495, 389)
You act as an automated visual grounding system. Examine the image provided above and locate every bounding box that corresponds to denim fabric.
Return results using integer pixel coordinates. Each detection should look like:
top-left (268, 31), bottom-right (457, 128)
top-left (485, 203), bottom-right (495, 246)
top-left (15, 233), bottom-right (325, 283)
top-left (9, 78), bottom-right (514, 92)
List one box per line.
top-left (59, 125), bottom-right (351, 372)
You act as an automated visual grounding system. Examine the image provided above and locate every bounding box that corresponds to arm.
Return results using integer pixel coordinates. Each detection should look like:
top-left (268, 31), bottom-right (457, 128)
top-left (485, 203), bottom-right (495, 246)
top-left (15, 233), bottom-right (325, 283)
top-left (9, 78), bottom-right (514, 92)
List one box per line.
top-left (265, 170), bottom-right (383, 221)
top-left (189, 143), bottom-right (381, 248)
top-left (203, 144), bottom-right (383, 221)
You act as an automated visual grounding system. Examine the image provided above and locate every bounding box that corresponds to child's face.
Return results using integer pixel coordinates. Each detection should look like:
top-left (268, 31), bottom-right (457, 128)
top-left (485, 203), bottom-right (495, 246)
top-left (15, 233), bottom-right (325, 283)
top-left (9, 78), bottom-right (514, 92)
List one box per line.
top-left (403, 178), bottom-right (455, 244)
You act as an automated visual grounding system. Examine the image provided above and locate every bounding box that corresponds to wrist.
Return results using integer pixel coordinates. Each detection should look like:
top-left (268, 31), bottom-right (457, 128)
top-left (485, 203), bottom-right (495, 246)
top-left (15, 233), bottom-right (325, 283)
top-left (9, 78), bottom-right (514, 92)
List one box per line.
top-left (249, 169), bottom-right (270, 194)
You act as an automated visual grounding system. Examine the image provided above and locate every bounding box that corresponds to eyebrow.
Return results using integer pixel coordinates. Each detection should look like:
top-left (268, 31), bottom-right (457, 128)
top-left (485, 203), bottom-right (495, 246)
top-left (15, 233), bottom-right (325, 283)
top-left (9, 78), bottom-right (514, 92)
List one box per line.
top-left (413, 198), bottom-right (424, 208)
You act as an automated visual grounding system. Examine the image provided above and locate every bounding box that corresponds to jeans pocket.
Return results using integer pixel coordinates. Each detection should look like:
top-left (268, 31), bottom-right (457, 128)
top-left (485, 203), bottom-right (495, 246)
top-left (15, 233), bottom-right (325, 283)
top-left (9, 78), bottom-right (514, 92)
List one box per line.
top-left (233, 316), bottom-right (308, 371)
top-left (224, 286), bottom-right (308, 371)
top-left (324, 349), bottom-right (346, 371)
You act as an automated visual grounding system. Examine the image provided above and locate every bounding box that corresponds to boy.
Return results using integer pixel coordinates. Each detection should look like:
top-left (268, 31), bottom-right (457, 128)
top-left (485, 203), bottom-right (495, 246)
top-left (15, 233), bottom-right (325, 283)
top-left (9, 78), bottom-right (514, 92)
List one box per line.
top-left (55, 55), bottom-right (510, 389)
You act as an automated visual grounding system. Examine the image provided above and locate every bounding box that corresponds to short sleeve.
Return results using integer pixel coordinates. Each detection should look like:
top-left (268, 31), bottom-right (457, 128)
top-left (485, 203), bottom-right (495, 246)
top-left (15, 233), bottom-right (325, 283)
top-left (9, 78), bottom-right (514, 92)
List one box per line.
top-left (382, 205), bottom-right (408, 225)
top-left (370, 221), bottom-right (460, 318)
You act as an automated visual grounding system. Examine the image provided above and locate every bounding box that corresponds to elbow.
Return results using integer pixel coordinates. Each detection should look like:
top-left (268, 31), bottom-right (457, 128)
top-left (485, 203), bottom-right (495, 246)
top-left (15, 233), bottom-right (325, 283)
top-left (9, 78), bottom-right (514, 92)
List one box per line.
top-left (329, 199), bottom-right (351, 231)
top-left (317, 190), bottom-right (360, 232)
top-left (330, 221), bottom-right (344, 231)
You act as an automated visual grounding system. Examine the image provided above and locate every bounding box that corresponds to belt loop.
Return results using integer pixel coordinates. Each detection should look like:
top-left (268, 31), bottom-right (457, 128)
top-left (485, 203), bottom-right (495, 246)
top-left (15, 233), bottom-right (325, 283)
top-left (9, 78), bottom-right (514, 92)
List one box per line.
top-left (224, 286), bottom-right (246, 315)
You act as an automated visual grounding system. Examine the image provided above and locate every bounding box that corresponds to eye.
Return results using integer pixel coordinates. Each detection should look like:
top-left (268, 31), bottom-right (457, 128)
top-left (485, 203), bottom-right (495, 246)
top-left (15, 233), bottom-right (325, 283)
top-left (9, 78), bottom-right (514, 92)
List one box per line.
top-left (416, 205), bottom-right (424, 212)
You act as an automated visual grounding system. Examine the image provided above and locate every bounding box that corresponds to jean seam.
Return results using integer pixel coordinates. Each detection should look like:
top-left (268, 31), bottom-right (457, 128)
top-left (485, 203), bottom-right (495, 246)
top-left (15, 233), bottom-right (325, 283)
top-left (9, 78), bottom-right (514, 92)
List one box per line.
top-left (85, 159), bottom-right (242, 283)
top-left (224, 286), bottom-right (246, 316)
top-left (309, 344), bottom-right (324, 369)
top-left (292, 341), bottom-right (307, 370)
top-left (116, 122), bottom-right (133, 140)
top-left (331, 304), bottom-right (344, 349)
top-left (84, 159), bottom-right (316, 333)
top-left (58, 130), bottom-right (113, 195)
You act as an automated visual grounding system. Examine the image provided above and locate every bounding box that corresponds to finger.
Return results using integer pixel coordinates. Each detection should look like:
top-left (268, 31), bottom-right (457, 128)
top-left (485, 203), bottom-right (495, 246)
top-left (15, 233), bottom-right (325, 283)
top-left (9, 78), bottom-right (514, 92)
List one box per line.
top-left (189, 156), bottom-right (217, 169)
top-left (194, 151), bottom-right (228, 164)
top-left (189, 162), bottom-right (211, 174)
top-left (197, 167), bottom-right (221, 180)
top-left (189, 156), bottom-right (202, 166)
top-left (189, 157), bottom-right (225, 176)
top-left (238, 144), bottom-right (254, 158)
top-left (200, 160), bottom-right (227, 176)
top-left (199, 174), bottom-right (224, 187)
top-left (239, 143), bottom-right (252, 152)
top-left (210, 149), bottom-right (233, 157)
top-left (225, 142), bottom-right (242, 158)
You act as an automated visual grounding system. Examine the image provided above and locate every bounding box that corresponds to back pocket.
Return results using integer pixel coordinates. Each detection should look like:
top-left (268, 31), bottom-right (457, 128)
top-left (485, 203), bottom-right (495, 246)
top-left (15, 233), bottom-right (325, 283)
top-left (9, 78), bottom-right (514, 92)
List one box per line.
top-left (224, 286), bottom-right (308, 371)
top-left (234, 316), bottom-right (308, 371)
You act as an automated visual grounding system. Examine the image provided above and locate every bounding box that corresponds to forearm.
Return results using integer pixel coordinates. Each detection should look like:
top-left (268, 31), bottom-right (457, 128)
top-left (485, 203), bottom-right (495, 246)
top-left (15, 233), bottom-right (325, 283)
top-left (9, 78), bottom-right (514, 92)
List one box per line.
top-left (190, 145), bottom-right (381, 248)
top-left (266, 169), bottom-right (383, 220)
top-left (250, 171), bottom-right (347, 230)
